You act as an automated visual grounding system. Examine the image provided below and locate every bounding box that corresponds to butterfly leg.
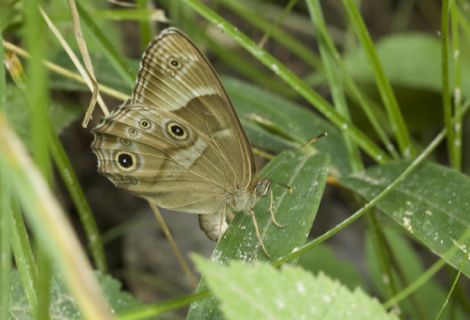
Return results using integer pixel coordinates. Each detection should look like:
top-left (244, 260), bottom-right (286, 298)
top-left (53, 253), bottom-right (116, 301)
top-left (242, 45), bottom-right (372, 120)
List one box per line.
top-left (217, 204), bottom-right (227, 243)
top-left (268, 189), bottom-right (284, 228)
top-left (249, 209), bottom-right (271, 258)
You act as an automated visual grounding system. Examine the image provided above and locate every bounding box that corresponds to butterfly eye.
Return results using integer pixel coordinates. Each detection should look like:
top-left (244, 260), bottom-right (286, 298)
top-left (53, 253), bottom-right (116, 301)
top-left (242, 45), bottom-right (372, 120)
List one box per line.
top-left (255, 179), bottom-right (271, 197)
top-left (139, 119), bottom-right (151, 130)
top-left (116, 152), bottom-right (137, 171)
top-left (166, 121), bottom-right (187, 140)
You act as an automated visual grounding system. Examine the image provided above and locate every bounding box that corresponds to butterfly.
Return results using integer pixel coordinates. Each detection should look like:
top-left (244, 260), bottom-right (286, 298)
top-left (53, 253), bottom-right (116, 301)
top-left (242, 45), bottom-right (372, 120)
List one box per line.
top-left (91, 28), bottom-right (281, 256)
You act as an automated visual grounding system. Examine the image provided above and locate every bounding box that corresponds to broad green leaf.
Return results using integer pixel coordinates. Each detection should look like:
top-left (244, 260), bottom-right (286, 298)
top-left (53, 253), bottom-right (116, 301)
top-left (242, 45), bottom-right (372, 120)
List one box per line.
top-left (193, 256), bottom-right (398, 320)
top-left (187, 151), bottom-right (330, 319)
top-left (340, 161), bottom-right (470, 276)
top-left (345, 33), bottom-right (470, 97)
top-left (366, 227), bottom-right (467, 319)
top-left (8, 271), bottom-right (140, 319)
top-left (223, 77), bottom-right (350, 176)
top-left (298, 244), bottom-right (364, 291)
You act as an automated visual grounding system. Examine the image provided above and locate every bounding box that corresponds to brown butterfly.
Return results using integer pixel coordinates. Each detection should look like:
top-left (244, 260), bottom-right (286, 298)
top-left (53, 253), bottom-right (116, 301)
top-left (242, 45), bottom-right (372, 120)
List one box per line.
top-left (91, 28), bottom-right (281, 255)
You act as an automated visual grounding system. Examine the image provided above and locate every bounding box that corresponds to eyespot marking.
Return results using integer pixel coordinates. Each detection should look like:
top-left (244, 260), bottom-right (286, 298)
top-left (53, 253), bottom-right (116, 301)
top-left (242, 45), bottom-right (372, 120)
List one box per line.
top-left (139, 119), bottom-right (151, 130)
top-left (169, 57), bottom-right (181, 69)
top-left (128, 128), bottom-right (138, 136)
top-left (119, 138), bottom-right (131, 146)
top-left (166, 121), bottom-right (188, 140)
top-left (116, 152), bottom-right (137, 172)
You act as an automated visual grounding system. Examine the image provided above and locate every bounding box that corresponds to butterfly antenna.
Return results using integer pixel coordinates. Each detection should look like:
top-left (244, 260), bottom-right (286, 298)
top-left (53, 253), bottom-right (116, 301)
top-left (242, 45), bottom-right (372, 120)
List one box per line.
top-left (262, 132), bottom-right (327, 179)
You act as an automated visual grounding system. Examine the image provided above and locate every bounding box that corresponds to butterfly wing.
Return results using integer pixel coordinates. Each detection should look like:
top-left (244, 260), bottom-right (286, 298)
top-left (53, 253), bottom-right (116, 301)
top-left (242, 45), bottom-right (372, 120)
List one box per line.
top-left (92, 28), bottom-right (255, 214)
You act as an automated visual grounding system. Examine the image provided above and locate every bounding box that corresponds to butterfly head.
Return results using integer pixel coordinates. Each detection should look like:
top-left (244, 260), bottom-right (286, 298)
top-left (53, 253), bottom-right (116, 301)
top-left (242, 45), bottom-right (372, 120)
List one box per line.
top-left (254, 178), bottom-right (272, 198)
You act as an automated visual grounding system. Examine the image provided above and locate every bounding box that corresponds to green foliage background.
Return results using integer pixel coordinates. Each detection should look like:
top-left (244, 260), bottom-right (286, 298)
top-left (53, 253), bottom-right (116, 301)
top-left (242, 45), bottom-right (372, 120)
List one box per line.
top-left (0, 0), bottom-right (469, 319)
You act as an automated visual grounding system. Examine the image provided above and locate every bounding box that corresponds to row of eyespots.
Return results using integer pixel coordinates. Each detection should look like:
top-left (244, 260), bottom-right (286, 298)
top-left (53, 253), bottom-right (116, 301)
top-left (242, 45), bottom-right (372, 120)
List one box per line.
top-left (125, 118), bottom-right (188, 140)
top-left (115, 118), bottom-right (189, 172)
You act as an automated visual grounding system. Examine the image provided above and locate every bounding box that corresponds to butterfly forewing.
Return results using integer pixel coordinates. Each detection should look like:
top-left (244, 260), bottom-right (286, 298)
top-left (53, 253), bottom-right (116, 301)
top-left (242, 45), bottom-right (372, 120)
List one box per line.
top-left (131, 28), bottom-right (255, 189)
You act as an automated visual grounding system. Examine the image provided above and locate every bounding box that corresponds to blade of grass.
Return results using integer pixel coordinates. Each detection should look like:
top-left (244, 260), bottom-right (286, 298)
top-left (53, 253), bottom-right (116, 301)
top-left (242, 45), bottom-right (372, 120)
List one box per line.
top-left (366, 213), bottom-right (399, 300)
top-left (0, 185), bottom-right (12, 320)
top-left (450, 0), bottom-right (463, 170)
top-left (39, 7), bottom-right (109, 127)
top-left (76, 2), bottom-right (135, 87)
top-left (0, 25), bottom-right (11, 320)
top-left (136, 0), bottom-right (154, 49)
top-left (308, 4), bottom-right (409, 312)
top-left (25, 3), bottom-right (51, 176)
top-left (384, 237), bottom-right (468, 309)
top-left (306, 0), bottom-right (399, 159)
top-left (24, 2), bottom-right (53, 317)
top-left (307, 0), bottom-right (363, 172)
top-left (258, 0), bottom-right (298, 47)
top-left (36, 246), bottom-right (52, 320)
top-left (11, 202), bottom-right (38, 313)
top-left (149, 203), bottom-right (197, 289)
top-left (92, 7), bottom-right (167, 22)
top-left (0, 113), bottom-right (114, 319)
top-left (238, 0), bottom-right (320, 38)
top-left (441, 0), bottom-right (455, 168)
top-left (219, 0), bottom-right (321, 70)
top-left (64, 0), bottom-right (108, 127)
top-left (205, 37), bottom-right (295, 97)
top-left (183, 0), bottom-right (389, 163)
top-left (2, 40), bottom-right (127, 100)
top-left (342, 0), bottom-right (413, 158)
top-left (434, 267), bottom-right (462, 320)
top-left (117, 291), bottom-right (211, 320)
top-left (48, 124), bottom-right (108, 272)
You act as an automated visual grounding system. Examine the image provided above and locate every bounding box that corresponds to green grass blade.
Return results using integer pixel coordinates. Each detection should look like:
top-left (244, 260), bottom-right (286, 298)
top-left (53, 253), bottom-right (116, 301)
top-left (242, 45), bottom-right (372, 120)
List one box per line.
top-left (48, 124), bottom-right (108, 272)
top-left (219, 0), bottom-right (321, 70)
top-left (36, 247), bottom-right (52, 320)
top-left (76, 2), bottom-right (135, 88)
top-left (441, 0), bottom-right (455, 168)
top-left (182, 0), bottom-right (390, 163)
top-left (450, 2), bottom-right (463, 170)
top-left (0, 186), bottom-right (12, 320)
top-left (11, 202), bottom-right (38, 312)
top-left (25, 0), bottom-right (51, 176)
top-left (306, 0), bottom-right (399, 159)
top-left (117, 291), bottom-right (211, 320)
top-left (92, 8), bottom-right (163, 22)
top-left (342, 0), bottom-right (413, 158)
top-left (136, 0), bottom-right (154, 49)
top-left (0, 27), bottom-right (11, 320)
top-left (307, 0), bottom-right (363, 172)
top-left (24, 1), bottom-right (52, 317)
top-left (206, 38), bottom-right (295, 97)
